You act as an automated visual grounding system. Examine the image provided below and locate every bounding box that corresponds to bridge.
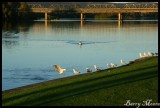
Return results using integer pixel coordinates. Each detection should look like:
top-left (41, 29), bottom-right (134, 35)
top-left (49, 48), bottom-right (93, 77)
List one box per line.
top-left (27, 2), bottom-right (158, 20)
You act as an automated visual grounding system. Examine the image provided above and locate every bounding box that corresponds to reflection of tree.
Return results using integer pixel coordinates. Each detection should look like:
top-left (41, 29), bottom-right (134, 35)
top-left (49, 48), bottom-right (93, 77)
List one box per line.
top-left (2, 21), bottom-right (34, 33)
top-left (2, 21), bottom-right (34, 49)
top-left (2, 40), bottom-right (19, 49)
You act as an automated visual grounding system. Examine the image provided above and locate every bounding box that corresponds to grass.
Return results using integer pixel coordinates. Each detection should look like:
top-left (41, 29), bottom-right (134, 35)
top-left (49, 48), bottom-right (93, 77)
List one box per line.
top-left (2, 57), bottom-right (158, 106)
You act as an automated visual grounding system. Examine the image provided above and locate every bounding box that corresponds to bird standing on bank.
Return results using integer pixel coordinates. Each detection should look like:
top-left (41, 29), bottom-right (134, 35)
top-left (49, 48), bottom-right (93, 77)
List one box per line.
top-left (111, 63), bottom-right (117, 68)
top-left (107, 63), bottom-right (112, 69)
top-left (143, 52), bottom-right (148, 57)
top-left (148, 52), bottom-right (154, 57)
top-left (73, 69), bottom-right (80, 74)
top-left (94, 65), bottom-right (101, 71)
top-left (139, 53), bottom-right (145, 58)
top-left (86, 67), bottom-right (92, 72)
top-left (120, 59), bottom-right (126, 65)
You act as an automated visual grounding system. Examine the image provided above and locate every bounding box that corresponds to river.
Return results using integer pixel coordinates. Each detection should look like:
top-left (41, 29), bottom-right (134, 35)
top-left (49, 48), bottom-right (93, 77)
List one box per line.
top-left (2, 19), bottom-right (158, 91)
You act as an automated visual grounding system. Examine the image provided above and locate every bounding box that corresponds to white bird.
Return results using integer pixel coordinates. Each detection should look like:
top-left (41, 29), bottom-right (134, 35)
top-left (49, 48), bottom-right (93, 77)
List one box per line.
top-left (53, 65), bottom-right (66, 74)
top-left (94, 65), bottom-right (101, 71)
top-left (73, 69), bottom-right (80, 74)
top-left (148, 52), bottom-right (154, 57)
top-left (86, 67), bottom-right (92, 72)
top-left (106, 63), bottom-right (112, 69)
top-left (139, 53), bottom-right (145, 58)
top-left (111, 63), bottom-right (117, 68)
top-left (120, 59), bottom-right (126, 65)
top-left (144, 52), bottom-right (148, 57)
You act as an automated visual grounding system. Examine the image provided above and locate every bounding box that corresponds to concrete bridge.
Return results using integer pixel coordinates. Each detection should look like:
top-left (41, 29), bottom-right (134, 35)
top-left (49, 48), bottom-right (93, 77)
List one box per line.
top-left (27, 2), bottom-right (158, 20)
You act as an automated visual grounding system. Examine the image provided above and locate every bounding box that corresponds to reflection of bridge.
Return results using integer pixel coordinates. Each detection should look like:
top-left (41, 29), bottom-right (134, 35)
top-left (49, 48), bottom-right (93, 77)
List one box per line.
top-left (27, 2), bottom-right (158, 20)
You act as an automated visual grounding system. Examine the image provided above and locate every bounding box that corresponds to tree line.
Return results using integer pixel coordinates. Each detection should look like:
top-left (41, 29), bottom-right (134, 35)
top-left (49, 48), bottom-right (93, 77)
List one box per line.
top-left (2, 2), bottom-right (158, 21)
top-left (2, 2), bottom-right (39, 22)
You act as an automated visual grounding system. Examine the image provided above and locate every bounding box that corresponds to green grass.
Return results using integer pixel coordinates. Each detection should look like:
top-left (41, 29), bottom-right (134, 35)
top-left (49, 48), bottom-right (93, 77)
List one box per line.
top-left (2, 57), bottom-right (158, 106)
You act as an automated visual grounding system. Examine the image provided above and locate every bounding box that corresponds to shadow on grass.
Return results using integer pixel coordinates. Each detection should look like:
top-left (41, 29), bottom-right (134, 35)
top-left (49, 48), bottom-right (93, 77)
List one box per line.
top-left (2, 64), bottom-right (158, 106)
top-left (31, 68), bottom-right (158, 106)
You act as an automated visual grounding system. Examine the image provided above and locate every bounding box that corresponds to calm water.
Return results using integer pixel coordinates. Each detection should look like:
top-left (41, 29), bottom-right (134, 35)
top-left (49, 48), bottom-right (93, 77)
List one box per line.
top-left (2, 20), bottom-right (158, 91)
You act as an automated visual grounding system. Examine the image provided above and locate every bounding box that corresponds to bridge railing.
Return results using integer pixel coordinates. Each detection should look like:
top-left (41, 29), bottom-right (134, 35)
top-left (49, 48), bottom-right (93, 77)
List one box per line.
top-left (85, 4), bottom-right (117, 8)
top-left (49, 4), bottom-right (78, 9)
top-left (123, 3), bottom-right (158, 8)
top-left (28, 4), bottom-right (44, 8)
top-left (28, 2), bottom-right (158, 10)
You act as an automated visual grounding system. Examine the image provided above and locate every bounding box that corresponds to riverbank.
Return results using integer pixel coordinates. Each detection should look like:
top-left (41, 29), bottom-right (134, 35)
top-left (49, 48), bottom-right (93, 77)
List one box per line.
top-left (2, 56), bottom-right (158, 106)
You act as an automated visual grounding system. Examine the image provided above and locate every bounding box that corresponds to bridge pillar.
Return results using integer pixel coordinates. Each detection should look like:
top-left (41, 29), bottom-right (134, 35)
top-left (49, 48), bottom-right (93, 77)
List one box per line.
top-left (118, 13), bottom-right (121, 20)
top-left (81, 13), bottom-right (83, 20)
top-left (45, 12), bottom-right (48, 20)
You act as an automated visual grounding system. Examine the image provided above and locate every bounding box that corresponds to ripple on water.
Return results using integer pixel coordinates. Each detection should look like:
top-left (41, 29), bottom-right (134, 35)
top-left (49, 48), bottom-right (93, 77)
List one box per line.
top-left (66, 40), bottom-right (117, 45)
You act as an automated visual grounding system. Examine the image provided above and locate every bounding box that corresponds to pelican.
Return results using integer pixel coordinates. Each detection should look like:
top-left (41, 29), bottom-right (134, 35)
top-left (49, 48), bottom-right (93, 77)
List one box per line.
top-left (53, 65), bottom-right (66, 74)
top-left (86, 67), bottom-right (92, 72)
top-left (94, 65), bottom-right (101, 71)
top-left (120, 59), bottom-right (126, 65)
top-left (106, 64), bottom-right (112, 69)
top-left (111, 63), bottom-right (117, 68)
top-left (79, 40), bottom-right (82, 45)
top-left (73, 69), bottom-right (80, 74)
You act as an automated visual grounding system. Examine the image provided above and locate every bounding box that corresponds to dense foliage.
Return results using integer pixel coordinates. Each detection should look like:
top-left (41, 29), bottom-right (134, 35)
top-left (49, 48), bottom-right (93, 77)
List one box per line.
top-left (2, 2), bottom-right (37, 21)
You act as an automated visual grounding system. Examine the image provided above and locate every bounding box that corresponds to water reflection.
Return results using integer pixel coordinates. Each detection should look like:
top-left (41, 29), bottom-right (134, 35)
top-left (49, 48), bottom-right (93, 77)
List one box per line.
top-left (2, 20), bottom-right (158, 52)
top-left (118, 20), bottom-right (122, 28)
top-left (3, 21), bottom-right (33, 33)
top-left (2, 40), bottom-right (19, 49)
top-left (80, 20), bottom-right (83, 28)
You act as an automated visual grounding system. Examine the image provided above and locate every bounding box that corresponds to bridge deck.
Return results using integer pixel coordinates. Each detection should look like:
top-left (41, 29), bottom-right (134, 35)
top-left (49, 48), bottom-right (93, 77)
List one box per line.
top-left (26, 2), bottom-right (158, 20)
top-left (28, 2), bottom-right (158, 13)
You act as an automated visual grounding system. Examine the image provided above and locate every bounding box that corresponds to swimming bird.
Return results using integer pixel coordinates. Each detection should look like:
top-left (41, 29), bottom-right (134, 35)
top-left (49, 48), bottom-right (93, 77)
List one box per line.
top-left (106, 63), bottom-right (112, 69)
top-left (120, 59), bottom-right (126, 65)
top-left (111, 63), bottom-right (117, 68)
top-left (73, 69), bottom-right (80, 74)
top-left (94, 65), bottom-right (101, 71)
top-left (86, 67), bottom-right (92, 72)
top-left (79, 40), bottom-right (82, 45)
top-left (53, 65), bottom-right (66, 74)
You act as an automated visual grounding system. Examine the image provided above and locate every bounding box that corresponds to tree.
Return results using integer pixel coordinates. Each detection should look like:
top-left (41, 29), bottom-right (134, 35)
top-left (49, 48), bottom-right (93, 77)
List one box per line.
top-left (18, 2), bottom-right (32, 20)
top-left (2, 2), bottom-right (20, 21)
top-left (2, 2), bottom-right (32, 21)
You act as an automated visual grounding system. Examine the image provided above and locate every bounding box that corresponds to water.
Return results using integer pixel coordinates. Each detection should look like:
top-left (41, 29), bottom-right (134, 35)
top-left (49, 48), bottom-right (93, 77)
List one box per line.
top-left (2, 20), bottom-right (158, 91)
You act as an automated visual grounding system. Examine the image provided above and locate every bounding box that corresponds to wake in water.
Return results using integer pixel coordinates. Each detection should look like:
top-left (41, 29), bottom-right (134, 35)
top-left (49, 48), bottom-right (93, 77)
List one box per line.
top-left (66, 40), bottom-right (117, 45)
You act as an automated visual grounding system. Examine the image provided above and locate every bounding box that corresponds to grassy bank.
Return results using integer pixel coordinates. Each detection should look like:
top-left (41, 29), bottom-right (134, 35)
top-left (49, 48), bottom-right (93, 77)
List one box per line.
top-left (2, 57), bottom-right (158, 106)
